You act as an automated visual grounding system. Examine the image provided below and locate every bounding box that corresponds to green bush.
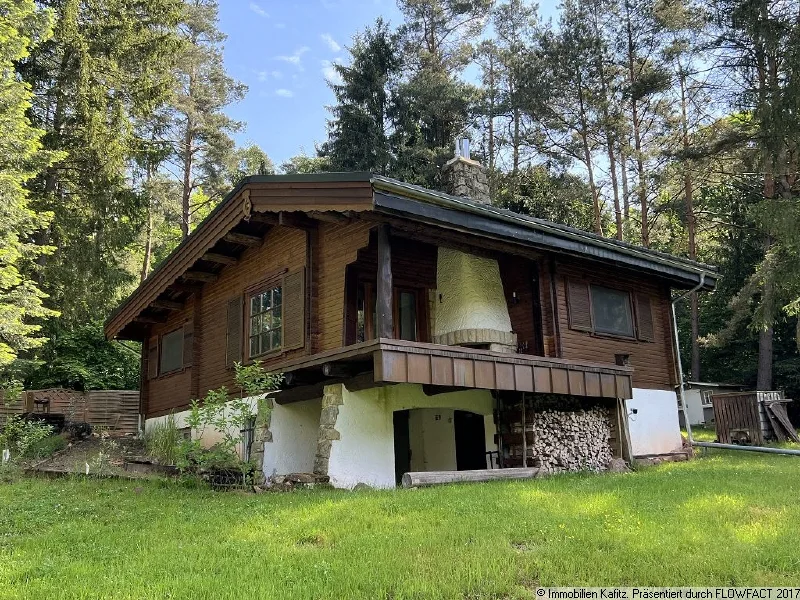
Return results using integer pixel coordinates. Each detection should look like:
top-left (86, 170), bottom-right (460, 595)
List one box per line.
top-left (144, 413), bottom-right (182, 465)
top-left (1, 415), bottom-right (53, 462)
top-left (24, 434), bottom-right (67, 459)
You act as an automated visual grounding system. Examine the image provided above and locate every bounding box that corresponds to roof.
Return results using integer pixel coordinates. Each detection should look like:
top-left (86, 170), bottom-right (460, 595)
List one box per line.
top-left (104, 172), bottom-right (718, 340)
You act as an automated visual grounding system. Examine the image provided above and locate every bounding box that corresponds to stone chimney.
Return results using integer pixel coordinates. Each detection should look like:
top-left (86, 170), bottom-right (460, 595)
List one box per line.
top-left (442, 139), bottom-right (491, 204)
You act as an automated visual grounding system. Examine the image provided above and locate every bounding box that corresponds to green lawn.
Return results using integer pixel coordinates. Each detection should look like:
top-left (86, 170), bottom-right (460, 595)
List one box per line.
top-left (2, 452), bottom-right (800, 599)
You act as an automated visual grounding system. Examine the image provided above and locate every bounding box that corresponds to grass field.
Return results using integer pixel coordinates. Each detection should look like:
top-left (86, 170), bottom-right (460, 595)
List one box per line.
top-left (2, 450), bottom-right (800, 599)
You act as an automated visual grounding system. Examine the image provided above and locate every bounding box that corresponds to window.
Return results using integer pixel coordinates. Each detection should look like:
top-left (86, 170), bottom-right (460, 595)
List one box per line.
top-left (353, 282), bottom-right (423, 343)
top-left (248, 286), bottom-right (282, 357)
top-left (590, 285), bottom-right (634, 337)
top-left (701, 390), bottom-right (713, 407)
top-left (397, 290), bottom-right (418, 341)
top-left (159, 328), bottom-right (184, 374)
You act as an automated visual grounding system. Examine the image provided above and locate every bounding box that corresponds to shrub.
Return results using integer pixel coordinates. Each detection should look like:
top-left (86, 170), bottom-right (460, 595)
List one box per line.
top-left (1, 415), bottom-right (53, 463)
top-left (176, 361), bottom-right (282, 486)
top-left (24, 434), bottom-right (68, 459)
top-left (144, 413), bottom-right (182, 465)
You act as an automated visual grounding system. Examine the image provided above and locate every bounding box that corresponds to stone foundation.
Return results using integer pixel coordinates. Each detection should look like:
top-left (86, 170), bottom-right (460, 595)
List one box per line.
top-left (313, 384), bottom-right (343, 476)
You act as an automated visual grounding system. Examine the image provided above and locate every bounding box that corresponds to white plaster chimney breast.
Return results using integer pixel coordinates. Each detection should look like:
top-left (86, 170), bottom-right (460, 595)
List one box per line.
top-left (434, 247), bottom-right (516, 351)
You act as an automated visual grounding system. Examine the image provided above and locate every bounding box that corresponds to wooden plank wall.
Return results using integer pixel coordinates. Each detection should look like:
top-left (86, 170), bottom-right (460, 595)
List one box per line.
top-left (498, 255), bottom-right (542, 356)
top-left (317, 220), bottom-right (373, 350)
top-left (145, 226), bottom-right (309, 417)
top-left (553, 260), bottom-right (676, 390)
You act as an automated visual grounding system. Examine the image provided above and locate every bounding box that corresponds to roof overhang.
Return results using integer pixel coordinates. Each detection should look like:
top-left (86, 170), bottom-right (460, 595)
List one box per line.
top-left (371, 178), bottom-right (717, 290)
top-left (105, 172), bottom-right (718, 341)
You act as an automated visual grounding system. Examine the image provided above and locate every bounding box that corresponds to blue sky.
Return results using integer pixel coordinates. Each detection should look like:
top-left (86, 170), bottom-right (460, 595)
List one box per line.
top-left (218, 0), bottom-right (402, 168)
top-left (218, 0), bottom-right (560, 168)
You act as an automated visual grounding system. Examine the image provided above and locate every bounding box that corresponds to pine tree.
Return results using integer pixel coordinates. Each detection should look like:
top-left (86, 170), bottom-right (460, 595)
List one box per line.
top-left (170, 0), bottom-right (246, 239)
top-left (0, 0), bottom-right (59, 366)
top-left (23, 0), bottom-right (182, 322)
top-left (321, 19), bottom-right (402, 175)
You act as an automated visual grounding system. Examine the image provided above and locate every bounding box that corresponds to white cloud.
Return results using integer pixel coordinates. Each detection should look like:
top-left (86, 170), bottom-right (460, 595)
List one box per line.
top-left (257, 71), bottom-right (269, 82)
top-left (275, 46), bottom-right (310, 69)
top-left (274, 22), bottom-right (286, 29)
top-left (321, 33), bottom-right (341, 53)
top-left (321, 59), bottom-right (343, 85)
top-left (271, 70), bottom-right (283, 79)
top-left (249, 2), bottom-right (269, 18)
top-left (275, 88), bottom-right (294, 98)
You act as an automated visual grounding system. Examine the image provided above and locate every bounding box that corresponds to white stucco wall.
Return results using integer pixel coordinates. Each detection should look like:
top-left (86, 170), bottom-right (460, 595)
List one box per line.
top-left (144, 396), bottom-right (261, 457)
top-left (262, 398), bottom-right (321, 477)
top-left (326, 384), bottom-right (498, 489)
top-left (627, 388), bottom-right (683, 456)
top-left (435, 247), bottom-right (512, 336)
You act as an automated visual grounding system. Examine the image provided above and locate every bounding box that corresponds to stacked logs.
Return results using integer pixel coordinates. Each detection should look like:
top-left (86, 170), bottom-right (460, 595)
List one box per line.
top-left (523, 407), bottom-right (612, 472)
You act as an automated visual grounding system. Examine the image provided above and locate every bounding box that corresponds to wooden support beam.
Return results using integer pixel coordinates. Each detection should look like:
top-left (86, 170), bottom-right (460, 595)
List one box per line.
top-left (202, 252), bottom-right (237, 265)
top-left (309, 211), bottom-right (350, 224)
top-left (166, 282), bottom-right (201, 294)
top-left (248, 212), bottom-right (278, 224)
top-left (151, 299), bottom-right (184, 311)
top-left (402, 468), bottom-right (547, 488)
top-left (134, 315), bottom-right (167, 324)
top-left (224, 232), bottom-right (262, 247)
top-left (278, 211), bottom-right (317, 230)
top-left (376, 224), bottom-right (393, 339)
top-left (183, 270), bottom-right (218, 283)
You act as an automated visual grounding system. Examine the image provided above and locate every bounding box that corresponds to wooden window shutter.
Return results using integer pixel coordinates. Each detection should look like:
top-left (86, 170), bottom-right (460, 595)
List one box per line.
top-left (183, 322), bottom-right (194, 368)
top-left (635, 293), bottom-right (655, 342)
top-left (282, 268), bottom-right (306, 351)
top-left (567, 279), bottom-right (593, 331)
top-left (226, 296), bottom-right (243, 367)
top-left (147, 339), bottom-right (159, 380)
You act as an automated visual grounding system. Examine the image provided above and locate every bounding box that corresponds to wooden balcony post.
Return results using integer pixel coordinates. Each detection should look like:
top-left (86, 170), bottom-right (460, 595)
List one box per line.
top-left (376, 224), bottom-right (394, 339)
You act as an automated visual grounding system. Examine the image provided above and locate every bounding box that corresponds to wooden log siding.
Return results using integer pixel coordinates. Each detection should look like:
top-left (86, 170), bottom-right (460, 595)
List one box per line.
top-left (317, 220), bottom-right (373, 350)
top-left (554, 261), bottom-right (676, 390)
top-left (371, 340), bottom-right (632, 399)
top-left (142, 226), bottom-right (308, 418)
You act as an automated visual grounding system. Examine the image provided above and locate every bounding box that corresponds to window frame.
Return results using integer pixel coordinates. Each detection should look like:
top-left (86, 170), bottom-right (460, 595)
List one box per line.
top-left (246, 282), bottom-right (284, 360)
top-left (353, 280), bottom-right (428, 344)
top-left (588, 284), bottom-right (636, 339)
top-left (158, 327), bottom-right (185, 376)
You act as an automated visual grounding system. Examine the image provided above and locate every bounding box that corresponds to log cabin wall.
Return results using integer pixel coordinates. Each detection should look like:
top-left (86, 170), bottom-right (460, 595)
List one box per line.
top-left (552, 259), bottom-right (676, 390)
top-left (498, 255), bottom-right (544, 356)
top-left (317, 220), bottom-right (373, 350)
top-left (145, 226), bottom-right (308, 417)
top-left (146, 297), bottom-right (195, 417)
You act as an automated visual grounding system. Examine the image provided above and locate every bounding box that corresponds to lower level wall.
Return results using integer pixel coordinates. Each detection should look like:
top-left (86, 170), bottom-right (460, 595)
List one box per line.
top-left (143, 396), bottom-right (261, 457)
top-left (628, 388), bottom-right (682, 456)
top-left (327, 384), bottom-right (497, 489)
top-left (262, 398), bottom-right (321, 477)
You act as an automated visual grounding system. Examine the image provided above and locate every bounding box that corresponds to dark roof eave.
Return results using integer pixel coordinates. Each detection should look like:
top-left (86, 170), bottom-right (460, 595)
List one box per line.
top-left (372, 182), bottom-right (717, 289)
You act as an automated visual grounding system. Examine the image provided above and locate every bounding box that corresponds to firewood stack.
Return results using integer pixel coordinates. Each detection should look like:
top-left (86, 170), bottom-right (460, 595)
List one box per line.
top-left (504, 407), bottom-right (613, 472)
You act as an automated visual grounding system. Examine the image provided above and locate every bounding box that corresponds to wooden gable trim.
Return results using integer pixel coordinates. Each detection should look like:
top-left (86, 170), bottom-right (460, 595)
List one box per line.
top-left (104, 179), bottom-right (374, 340)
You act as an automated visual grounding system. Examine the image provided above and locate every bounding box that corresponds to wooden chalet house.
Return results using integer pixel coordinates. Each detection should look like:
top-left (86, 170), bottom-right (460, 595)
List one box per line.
top-left (105, 149), bottom-right (717, 488)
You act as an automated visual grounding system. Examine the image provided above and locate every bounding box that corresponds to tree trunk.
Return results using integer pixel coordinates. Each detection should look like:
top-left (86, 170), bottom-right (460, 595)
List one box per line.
top-left (141, 169), bottom-right (154, 282)
top-left (677, 66), bottom-right (701, 379)
top-left (620, 145), bottom-right (630, 239)
top-left (757, 268), bottom-right (774, 391)
top-left (181, 117), bottom-right (192, 240)
top-left (576, 71), bottom-right (602, 236)
top-left (625, 5), bottom-right (648, 246)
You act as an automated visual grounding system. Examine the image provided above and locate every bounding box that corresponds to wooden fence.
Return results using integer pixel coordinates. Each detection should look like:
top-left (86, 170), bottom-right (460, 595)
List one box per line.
top-left (0, 388), bottom-right (140, 435)
top-left (711, 391), bottom-right (797, 445)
